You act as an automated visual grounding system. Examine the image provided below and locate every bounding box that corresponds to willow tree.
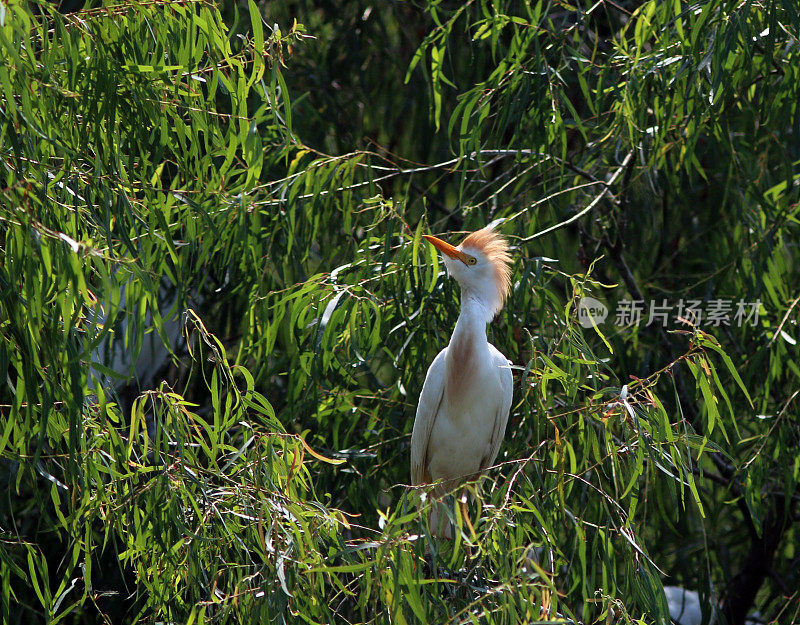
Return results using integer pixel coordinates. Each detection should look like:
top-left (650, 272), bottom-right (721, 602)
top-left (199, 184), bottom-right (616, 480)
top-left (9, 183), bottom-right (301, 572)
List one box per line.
top-left (1, 0), bottom-right (798, 624)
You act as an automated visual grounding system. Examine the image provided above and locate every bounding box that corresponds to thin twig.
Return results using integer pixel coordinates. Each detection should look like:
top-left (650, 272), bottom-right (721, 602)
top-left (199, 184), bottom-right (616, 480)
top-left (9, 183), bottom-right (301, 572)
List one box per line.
top-left (520, 151), bottom-right (633, 242)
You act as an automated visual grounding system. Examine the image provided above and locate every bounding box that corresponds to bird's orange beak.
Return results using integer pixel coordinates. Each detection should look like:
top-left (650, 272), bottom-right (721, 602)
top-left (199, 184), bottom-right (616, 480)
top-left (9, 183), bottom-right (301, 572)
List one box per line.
top-left (423, 234), bottom-right (471, 264)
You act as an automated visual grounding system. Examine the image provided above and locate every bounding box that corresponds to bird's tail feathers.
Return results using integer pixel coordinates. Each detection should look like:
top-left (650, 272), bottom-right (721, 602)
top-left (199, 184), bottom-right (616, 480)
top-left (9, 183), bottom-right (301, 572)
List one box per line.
top-left (428, 499), bottom-right (454, 539)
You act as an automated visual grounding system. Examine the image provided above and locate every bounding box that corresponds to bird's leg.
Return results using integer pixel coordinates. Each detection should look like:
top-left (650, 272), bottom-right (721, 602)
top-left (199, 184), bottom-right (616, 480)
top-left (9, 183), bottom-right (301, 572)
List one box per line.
top-left (429, 496), bottom-right (454, 540)
top-left (454, 491), bottom-right (490, 590)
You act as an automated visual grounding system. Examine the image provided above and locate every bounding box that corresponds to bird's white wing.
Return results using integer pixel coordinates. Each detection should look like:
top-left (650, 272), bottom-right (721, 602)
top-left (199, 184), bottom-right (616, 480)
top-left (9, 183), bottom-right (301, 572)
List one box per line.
top-left (410, 348), bottom-right (447, 485)
top-left (480, 345), bottom-right (513, 471)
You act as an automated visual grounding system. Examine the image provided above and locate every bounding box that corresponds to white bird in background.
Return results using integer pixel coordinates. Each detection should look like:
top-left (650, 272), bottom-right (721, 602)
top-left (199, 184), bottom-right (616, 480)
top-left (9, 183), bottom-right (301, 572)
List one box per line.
top-left (89, 278), bottom-right (191, 394)
top-left (663, 586), bottom-right (761, 625)
top-left (665, 586), bottom-right (707, 625)
top-left (411, 228), bottom-right (513, 536)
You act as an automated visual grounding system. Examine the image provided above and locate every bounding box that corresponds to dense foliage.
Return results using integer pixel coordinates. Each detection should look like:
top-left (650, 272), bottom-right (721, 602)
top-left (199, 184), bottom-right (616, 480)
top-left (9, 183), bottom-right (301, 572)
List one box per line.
top-left (1, 0), bottom-right (798, 623)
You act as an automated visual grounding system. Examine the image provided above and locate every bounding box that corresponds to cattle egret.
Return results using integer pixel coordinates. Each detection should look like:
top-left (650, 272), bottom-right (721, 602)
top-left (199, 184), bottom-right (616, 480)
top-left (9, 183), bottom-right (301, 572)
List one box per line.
top-left (411, 228), bottom-right (513, 536)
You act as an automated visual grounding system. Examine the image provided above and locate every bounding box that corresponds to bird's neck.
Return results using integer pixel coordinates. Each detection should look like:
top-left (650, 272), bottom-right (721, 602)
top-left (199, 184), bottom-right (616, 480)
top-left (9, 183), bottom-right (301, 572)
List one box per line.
top-left (445, 295), bottom-right (491, 394)
top-left (451, 294), bottom-right (492, 348)
top-left (461, 291), bottom-right (495, 324)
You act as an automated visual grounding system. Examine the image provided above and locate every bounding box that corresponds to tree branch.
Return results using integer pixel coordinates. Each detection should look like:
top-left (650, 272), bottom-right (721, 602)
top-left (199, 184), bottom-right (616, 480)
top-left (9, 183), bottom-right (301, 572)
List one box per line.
top-left (603, 154), bottom-right (795, 625)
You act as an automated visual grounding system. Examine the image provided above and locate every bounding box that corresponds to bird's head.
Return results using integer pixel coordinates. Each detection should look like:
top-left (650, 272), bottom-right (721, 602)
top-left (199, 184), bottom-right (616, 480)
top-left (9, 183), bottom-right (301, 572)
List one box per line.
top-left (423, 228), bottom-right (511, 316)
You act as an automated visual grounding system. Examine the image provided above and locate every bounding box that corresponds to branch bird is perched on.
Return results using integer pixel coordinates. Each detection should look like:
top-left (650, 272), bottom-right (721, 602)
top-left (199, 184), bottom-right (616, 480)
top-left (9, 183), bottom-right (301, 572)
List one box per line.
top-left (411, 228), bottom-right (513, 536)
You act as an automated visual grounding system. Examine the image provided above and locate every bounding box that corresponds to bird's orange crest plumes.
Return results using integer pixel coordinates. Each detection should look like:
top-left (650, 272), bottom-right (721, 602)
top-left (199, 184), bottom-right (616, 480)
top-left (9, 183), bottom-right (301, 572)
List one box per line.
top-left (460, 228), bottom-right (512, 307)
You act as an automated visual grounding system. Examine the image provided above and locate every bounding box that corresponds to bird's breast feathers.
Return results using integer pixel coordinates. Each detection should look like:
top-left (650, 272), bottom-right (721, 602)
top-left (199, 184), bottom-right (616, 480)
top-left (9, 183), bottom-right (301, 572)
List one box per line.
top-left (426, 343), bottom-right (511, 481)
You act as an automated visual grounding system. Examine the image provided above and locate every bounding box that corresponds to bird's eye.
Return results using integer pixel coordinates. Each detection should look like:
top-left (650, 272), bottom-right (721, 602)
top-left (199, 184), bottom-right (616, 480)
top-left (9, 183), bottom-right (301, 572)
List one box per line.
top-left (466, 256), bottom-right (477, 265)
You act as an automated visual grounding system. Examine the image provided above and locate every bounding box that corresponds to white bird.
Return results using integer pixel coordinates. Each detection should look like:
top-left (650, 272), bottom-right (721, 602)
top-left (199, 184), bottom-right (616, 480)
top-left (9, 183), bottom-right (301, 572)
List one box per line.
top-left (665, 586), bottom-right (707, 625)
top-left (663, 586), bottom-right (761, 625)
top-left (411, 228), bottom-right (513, 536)
top-left (89, 278), bottom-right (188, 393)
